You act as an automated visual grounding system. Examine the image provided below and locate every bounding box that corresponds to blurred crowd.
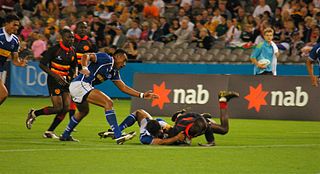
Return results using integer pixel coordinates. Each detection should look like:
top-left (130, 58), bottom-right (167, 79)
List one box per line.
top-left (1, 0), bottom-right (320, 62)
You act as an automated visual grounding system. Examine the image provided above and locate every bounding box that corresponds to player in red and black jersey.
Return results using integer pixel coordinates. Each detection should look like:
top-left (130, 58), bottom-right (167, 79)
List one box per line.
top-left (26, 29), bottom-right (77, 139)
top-left (68, 22), bottom-right (98, 120)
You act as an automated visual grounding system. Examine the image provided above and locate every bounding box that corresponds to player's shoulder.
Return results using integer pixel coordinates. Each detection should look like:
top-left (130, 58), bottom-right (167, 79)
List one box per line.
top-left (12, 34), bottom-right (19, 44)
top-left (95, 52), bottom-right (113, 63)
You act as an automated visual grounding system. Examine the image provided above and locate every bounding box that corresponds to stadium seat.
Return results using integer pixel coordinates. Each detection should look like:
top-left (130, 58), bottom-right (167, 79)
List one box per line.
top-left (160, 48), bottom-right (172, 56)
top-left (182, 48), bottom-right (195, 55)
top-left (175, 42), bottom-right (189, 49)
top-left (145, 48), bottom-right (159, 56)
top-left (202, 54), bottom-right (214, 62)
top-left (177, 53), bottom-right (190, 62)
top-left (137, 47), bottom-right (147, 55)
top-left (137, 53), bottom-right (154, 62)
top-left (189, 53), bottom-right (201, 62)
top-left (164, 41), bottom-right (176, 49)
top-left (138, 41), bottom-right (152, 49)
top-left (219, 48), bottom-right (232, 57)
top-left (171, 48), bottom-right (183, 56)
top-left (154, 53), bottom-right (165, 62)
top-left (166, 53), bottom-right (178, 62)
top-left (278, 54), bottom-right (288, 64)
top-left (151, 41), bottom-right (165, 49)
top-left (224, 54), bottom-right (238, 62)
top-left (232, 49), bottom-right (244, 57)
top-left (195, 48), bottom-right (207, 56)
top-left (207, 48), bottom-right (220, 56)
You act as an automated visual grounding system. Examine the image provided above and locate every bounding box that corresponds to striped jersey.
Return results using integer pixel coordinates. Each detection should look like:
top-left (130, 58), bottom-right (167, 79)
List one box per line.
top-left (40, 42), bottom-right (77, 81)
top-left (0, 27), bottom-right (19, 71)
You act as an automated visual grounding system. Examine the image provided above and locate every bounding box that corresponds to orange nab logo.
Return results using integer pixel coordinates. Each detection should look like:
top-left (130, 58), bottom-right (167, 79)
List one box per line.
top-left (83, 46), bottom-right (89, 51)
top-left (151, 81), bottom-right (171, 110)
top-left (55, 89), bottom-right (61, 95)
top-left (244, 83), bottom-right (268, 112)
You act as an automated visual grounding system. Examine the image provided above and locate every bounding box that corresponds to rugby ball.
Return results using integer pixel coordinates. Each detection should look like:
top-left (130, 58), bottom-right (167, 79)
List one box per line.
top-left (258, 59), bottom-right (271, 66)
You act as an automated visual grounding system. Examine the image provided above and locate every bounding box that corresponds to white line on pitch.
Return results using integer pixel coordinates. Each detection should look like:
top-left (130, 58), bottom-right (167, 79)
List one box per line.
top-left (0, 144), bottom-right (319, 153)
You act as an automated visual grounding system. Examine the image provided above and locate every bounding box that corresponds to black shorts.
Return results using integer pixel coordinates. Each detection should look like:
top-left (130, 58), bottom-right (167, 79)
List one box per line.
top-left (47, 76), bottom-right (69, 96)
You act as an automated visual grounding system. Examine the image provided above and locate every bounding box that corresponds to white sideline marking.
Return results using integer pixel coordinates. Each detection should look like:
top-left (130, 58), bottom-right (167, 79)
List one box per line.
top-left (0, 144), bottom-right (319, 153)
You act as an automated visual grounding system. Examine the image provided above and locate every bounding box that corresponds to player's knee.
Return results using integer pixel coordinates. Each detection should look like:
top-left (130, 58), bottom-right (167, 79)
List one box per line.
top-left (220, 128), bottom-right (229, 135)
top-left (135, 109), bottom-right (145, 116)
top-left (104, 99), bottom-right (113, 110)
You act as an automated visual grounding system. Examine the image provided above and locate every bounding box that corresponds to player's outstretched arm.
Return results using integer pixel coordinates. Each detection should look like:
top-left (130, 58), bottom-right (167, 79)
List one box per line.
top-left (151, 131), bottom-right (185, 145)
top-left (113, 80), bottom-right (159, 99)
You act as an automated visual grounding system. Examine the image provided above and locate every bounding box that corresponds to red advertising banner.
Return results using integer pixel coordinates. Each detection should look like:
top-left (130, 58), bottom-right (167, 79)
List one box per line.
top-left (131, 74), bottom-right (320, 121)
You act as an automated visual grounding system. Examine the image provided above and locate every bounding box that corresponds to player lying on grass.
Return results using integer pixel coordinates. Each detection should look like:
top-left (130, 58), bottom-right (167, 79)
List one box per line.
top-left (99, 90), bottom-right (239, 146)
top-left (98, 109), bottom-right (185, 145)
top-left (170, 90), bottom-right (239, 146)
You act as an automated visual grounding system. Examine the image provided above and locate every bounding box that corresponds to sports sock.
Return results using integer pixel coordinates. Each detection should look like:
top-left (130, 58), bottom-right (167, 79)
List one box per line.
top-left (119, 114), bottom-right (136, 131)
top-left (62, 115), bottom-right (79, 138)
top-left (69, 110), bottom-right (75, 119)
top-left (47, 113), bottom-right (66, 131)
top-left (105, 110), bottom-right (121, 139)
top-left (34, 107), bottom-right (52, 116)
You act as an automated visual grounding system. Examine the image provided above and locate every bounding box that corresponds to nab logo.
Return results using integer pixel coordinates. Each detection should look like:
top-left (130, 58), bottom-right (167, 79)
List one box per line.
top-left (245, 83), bottom-right (309, 112)
top-left (151, 81), bottom-right (209, 110)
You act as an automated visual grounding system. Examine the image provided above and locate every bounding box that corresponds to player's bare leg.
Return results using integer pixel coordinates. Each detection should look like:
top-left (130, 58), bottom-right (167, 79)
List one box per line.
top-left (0, 78), bottom-right (8, 105)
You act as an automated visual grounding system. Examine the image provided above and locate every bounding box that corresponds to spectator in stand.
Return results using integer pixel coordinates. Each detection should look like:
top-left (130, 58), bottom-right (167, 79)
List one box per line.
top-left (212, 14), bottom-right (228, 40)
top-left (140, 21), bottom-right (150, 42)
top-left (218, 1), bottom-right (232, 20)
top-left (45, 1), bottom-right (60, 19)
top-left (153, 0), bottom-right (165, 17)
top-left (31, 33), bottom-right (47, 60)
top-left (225, 18), bottom-right (242, 47)
top-left (289, 31), bottom-right (304, 56)
top-left (61, 0), bottom-right (77, 18)
top-left (240, 23), bottom-right (255, 44)
top-left (195, 28), bottom-right (213, 50)
top-left (174, 17), bottom-right (193, 45)
top-left (148, 21), bottom-right (163, 42)
top-left (253, 0), bottom-right (272, 18)
top-left (126, 20), bottom-right (142, 42)
top-left (123, 41), bottom-right (139, 62)
top-left (159, 16), bottom-right (170, 36)
top-left (111, 26), bottom-right (127, 48)
top-left (226, 0), bottom-right (241, 18)
top-left (143, 0), bottom-right (159, 20)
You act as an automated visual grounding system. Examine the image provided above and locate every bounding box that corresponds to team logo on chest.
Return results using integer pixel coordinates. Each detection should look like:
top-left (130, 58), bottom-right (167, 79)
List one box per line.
top-left (56, 56), bottom-right (62, 60)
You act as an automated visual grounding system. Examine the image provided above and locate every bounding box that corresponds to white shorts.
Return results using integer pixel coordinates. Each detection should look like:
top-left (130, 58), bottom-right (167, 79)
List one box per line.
top-left (69, 81), bottom-right (94, 103)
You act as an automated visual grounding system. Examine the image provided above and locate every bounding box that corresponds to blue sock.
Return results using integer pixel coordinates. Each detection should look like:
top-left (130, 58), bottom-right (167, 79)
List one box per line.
top-left (105, 110), bottom-right (121, 139)
top-left (119, 114), bottom-right (136, 131)
top-left (62, 115), bottom-right (79, 138)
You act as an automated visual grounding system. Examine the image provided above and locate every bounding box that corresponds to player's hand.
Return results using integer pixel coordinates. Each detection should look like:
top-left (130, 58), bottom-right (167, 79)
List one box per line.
top-left (20, 59), bottom-right (28, 67)
top-left (257, 63), bottom-right (267, 69)
top-left (80, 68), bottom-right (90, 77)
top-left (311, 75), bottom-right (318, 87)
top-left (143, 90), bottom-right (159, 99)
top-left (176, 131), bottom-right (186, 141)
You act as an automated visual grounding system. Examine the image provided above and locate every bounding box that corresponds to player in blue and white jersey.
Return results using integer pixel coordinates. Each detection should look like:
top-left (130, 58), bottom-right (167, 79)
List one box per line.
top-left (98, 109), bottom-right (185, 145)
top-left (0, 14), bottom-right (27, 105)
top-left (306, 42), bottom-right (320, 87)
top-left (60, 49), bottom-right (159, 144)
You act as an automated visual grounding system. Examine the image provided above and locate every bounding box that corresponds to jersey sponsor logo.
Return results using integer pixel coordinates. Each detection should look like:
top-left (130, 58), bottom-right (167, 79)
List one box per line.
top-left (83, 45), bottom-right (89, 51)
top-left (244, 83), bottom-right (309, 112)
top-left (55, 89), bottom-right (61, 95)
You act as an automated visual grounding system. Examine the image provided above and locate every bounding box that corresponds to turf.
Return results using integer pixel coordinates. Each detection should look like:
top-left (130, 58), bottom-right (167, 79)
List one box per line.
top-left (0, 97), bottom-right (319, 174)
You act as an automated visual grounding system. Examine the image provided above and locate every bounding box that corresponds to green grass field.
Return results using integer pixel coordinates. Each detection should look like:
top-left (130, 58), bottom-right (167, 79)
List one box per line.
top-left (0, 97), bottom-right (319, 174)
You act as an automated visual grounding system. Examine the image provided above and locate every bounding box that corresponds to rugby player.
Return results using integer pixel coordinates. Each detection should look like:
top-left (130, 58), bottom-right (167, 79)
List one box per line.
top-left (306, 42), bottom-right (320, 87)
